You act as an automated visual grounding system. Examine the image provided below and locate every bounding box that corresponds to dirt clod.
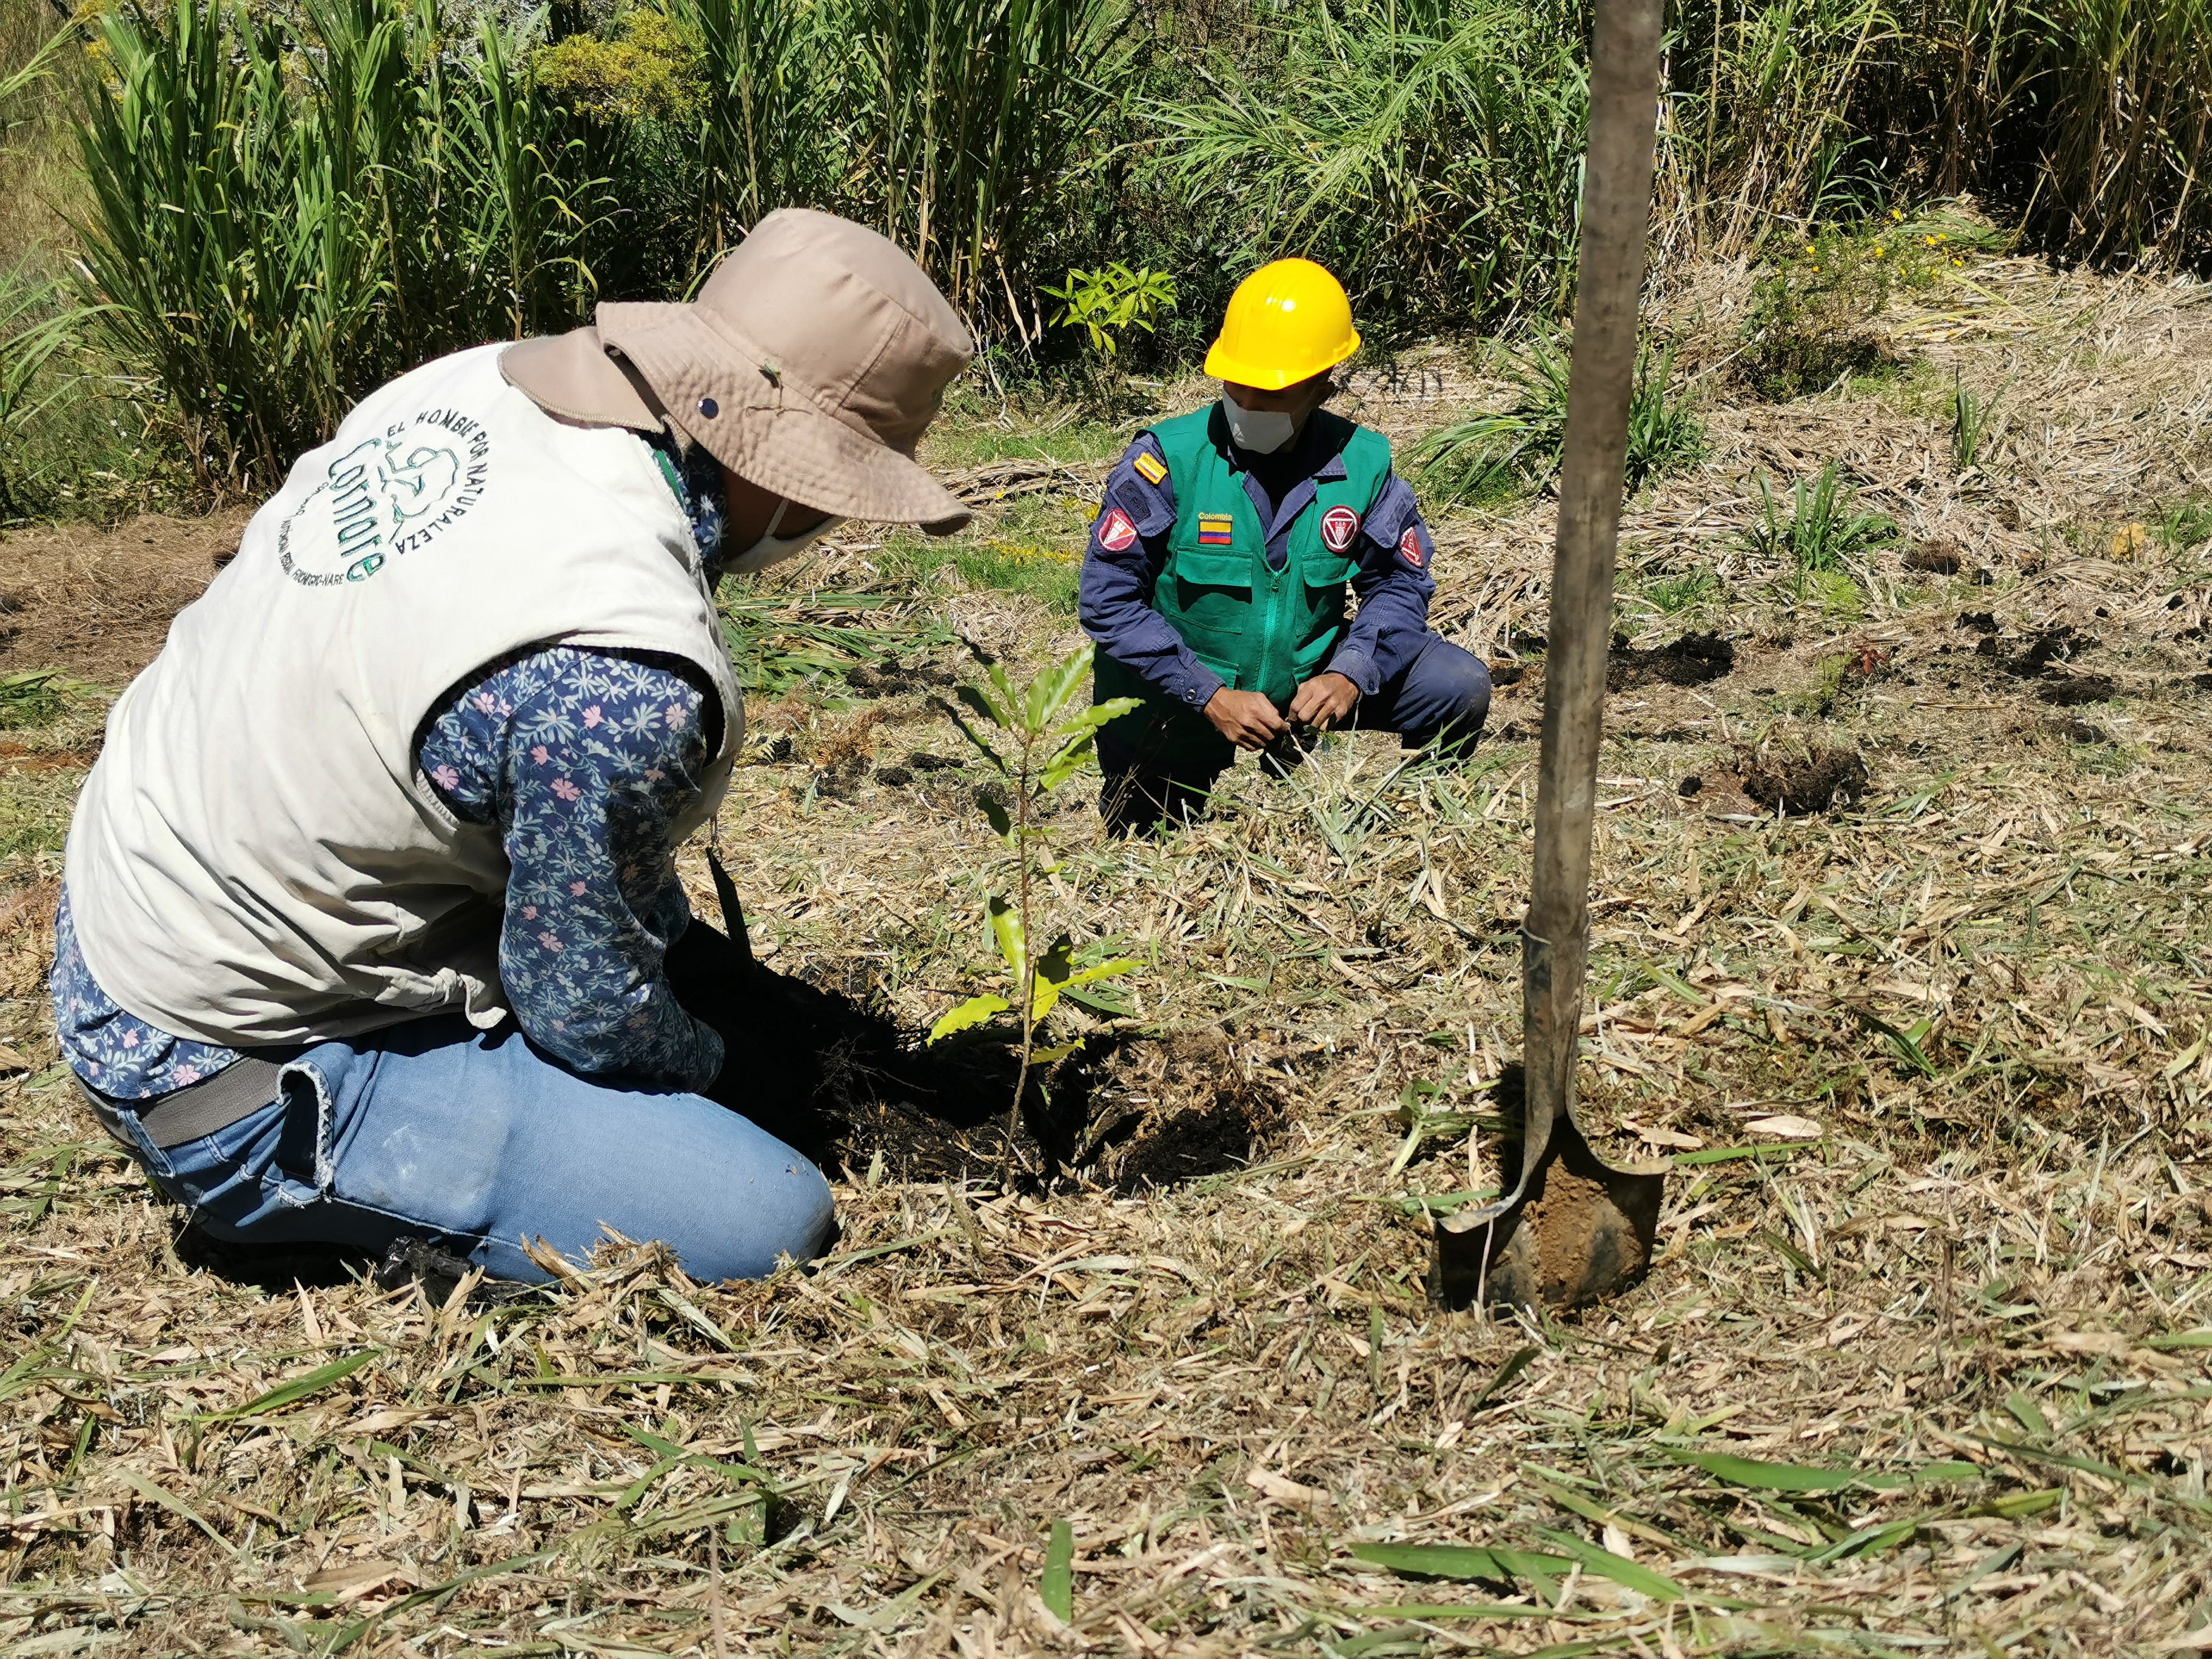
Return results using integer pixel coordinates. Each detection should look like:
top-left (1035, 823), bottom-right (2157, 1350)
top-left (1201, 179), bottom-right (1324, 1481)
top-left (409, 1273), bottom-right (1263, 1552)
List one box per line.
top-left (2005, 625), bottom-right (2093, 677)
top-left (1740, 745), bottom-right (1869, 814)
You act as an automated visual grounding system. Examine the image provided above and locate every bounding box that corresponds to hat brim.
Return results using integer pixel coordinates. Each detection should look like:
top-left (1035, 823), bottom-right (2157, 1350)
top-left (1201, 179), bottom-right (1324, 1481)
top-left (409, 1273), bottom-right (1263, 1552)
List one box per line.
top-left (1202, 332), bottom-right (1361, 392)
top-left (597, 303), bottom-right (972, 535)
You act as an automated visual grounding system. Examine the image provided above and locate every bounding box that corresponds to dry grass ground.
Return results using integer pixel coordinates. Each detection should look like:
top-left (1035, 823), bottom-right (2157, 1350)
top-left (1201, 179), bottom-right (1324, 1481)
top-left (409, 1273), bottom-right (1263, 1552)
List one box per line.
top-left (2, 251), bottom-right (2210, 1657)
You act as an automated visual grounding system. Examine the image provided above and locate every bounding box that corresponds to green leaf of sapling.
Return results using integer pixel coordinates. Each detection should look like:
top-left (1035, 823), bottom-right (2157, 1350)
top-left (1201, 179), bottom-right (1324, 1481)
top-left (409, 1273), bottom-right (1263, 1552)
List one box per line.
top-left (988, 897), bottom-right (1026, 982)
top-left (1036, 936), bottom-right (1076, 987)
top-left (1039, 736), bottom-right (1097, 793)
top-left (1063, 959), bottom-right (1137, 987)
top-left (1034, 645), bottom-right (1094, 728)
top-left (987, 663), bottom-right (1025, 732)
top-left (928, 994), bottom-right (1010, 1044)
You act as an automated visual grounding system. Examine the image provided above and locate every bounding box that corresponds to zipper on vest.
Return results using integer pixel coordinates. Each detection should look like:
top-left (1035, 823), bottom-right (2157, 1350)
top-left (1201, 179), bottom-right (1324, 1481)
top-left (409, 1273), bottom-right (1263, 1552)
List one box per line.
top-left (1256, 553), bottom-right (1289, 702)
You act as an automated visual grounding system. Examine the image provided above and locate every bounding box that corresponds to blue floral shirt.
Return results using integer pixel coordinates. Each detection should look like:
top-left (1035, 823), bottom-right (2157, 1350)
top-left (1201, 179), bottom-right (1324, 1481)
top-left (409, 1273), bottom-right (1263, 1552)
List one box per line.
top-left (51, 432), bottom-right (732, 1099)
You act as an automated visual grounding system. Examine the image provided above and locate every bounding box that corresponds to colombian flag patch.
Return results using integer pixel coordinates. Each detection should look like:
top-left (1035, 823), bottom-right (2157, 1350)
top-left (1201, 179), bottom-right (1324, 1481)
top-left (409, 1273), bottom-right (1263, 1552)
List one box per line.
top-left (1197, 513), bottom-right (1235, 546)
top-left (1133, 450), bottom-right (1168, 486)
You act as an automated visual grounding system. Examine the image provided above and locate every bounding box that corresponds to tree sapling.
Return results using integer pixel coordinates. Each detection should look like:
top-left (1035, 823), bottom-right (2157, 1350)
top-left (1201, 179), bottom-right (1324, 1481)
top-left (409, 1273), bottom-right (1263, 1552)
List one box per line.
top-left (928, 642), bottom-right (1141, 1182)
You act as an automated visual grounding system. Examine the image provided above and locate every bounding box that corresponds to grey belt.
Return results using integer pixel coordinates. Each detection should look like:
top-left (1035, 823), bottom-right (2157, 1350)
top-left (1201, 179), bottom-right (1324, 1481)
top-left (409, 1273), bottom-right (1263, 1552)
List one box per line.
top-left (79, 1054), bottom-right (290, 1150)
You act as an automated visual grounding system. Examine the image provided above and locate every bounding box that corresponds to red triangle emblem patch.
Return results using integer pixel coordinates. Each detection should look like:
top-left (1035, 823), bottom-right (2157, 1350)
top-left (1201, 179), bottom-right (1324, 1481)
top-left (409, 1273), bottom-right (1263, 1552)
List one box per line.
top-left (1098, 508), bottom-right (1138, 552)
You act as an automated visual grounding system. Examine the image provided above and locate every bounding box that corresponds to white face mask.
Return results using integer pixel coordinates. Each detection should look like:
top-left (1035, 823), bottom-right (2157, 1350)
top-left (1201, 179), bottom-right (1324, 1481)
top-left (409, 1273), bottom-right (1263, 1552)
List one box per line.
top-left (723, 498), bottom-right (844, 575)
top-left (1220, 394), bottom-right (1298, 455)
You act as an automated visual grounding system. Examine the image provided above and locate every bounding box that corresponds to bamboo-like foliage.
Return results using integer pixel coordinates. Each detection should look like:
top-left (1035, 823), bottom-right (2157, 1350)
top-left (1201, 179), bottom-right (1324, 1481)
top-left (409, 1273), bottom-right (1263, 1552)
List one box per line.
top-left (51, 0), bottom-right (2212, 488)
top-left (1149, 0), bottom-right (1590, 331)
top-left (862, 0), bottom-right (1124, 320)
top-left (72, 0), bottom-right (606, 488)
top-left (2011, 0), bottom-right (2212, 260)
top-left (663, 0), bottom-right (828, 259)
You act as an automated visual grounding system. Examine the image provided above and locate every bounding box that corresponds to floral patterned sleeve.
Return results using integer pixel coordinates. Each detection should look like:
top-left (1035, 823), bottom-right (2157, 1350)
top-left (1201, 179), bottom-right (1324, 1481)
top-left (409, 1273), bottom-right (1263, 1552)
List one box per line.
top-left (419, 647), bottom-right (725, 1092)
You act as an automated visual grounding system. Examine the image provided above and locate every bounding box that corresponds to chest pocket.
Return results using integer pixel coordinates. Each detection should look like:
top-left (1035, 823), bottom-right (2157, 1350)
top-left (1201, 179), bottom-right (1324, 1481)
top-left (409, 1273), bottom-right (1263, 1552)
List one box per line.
top-left (1167, 548), bottom-right (1255, 595)
top-left (1298, 547), bottom-right (1358, 592)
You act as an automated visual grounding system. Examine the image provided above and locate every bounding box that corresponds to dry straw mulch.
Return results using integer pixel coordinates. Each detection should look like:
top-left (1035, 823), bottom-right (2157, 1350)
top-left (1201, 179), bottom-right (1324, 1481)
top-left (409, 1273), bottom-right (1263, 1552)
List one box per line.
top-left (4, 251), bottom-right (2212, 1655)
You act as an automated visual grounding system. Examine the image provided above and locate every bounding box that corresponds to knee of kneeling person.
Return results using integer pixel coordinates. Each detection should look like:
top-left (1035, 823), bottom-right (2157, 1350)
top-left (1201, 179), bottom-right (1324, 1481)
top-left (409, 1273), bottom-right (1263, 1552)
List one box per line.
top-left (766, 1159), bottom-right (840, 1267)
top-left (1430, 646), bottom-right (1493, 724)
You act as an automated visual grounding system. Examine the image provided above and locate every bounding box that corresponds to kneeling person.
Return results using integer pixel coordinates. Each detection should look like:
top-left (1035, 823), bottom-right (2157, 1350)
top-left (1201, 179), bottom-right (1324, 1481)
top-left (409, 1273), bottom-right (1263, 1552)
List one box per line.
top-left (52, 210), bottom-right (973, 1284)
top-left (1080, 259), bottom-right (1489, 832)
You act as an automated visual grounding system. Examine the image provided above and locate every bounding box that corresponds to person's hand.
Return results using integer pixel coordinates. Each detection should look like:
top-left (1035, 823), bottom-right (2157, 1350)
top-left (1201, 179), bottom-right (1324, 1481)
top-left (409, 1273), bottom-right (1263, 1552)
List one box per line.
top-left (1288, 672), bottom-right (1360, 729)
top-left (1204, 687), bottom-right (1289, 750)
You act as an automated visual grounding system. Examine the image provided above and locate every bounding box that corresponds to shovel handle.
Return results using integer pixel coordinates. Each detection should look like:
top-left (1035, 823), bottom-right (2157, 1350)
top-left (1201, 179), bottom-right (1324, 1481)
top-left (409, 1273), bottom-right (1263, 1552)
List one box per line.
top-left (1518, 0), bottom-right (1665, 1195)
top-left (1435, 0), bottom-right (1667, 1304)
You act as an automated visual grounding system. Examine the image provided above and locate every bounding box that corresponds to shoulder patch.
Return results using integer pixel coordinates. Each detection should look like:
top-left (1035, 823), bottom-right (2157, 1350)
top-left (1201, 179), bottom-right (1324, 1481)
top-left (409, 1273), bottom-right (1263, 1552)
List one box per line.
top-left (1399, 526), bottom-right (1426, 569)
top-left (1320, 504), bottom-right (1361, 554)
top-left (1133, 450), bottom-right (1168, 486)
top-left (1098, 507), bottom-right (1139, 552)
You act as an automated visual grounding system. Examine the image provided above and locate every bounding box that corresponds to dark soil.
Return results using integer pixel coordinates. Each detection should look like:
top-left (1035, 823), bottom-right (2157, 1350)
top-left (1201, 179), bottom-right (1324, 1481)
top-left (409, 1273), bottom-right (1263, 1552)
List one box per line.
top-left (2000, 625), bottom-right (2093, 677)
top-left (1607, 631), bottom-right (1735, 691)
top-left (674, 881), bottom-right (1264, 1195)
top-left (1740, 745), bottom-right (1869, 815)
top-left (2036, 673), bottom-right (2118, 706)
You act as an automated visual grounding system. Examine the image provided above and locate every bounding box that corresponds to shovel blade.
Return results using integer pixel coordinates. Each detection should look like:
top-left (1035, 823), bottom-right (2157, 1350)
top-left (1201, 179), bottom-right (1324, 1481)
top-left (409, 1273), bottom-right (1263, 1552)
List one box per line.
top-left (1433, 1117), bottom-right (1663, 1311)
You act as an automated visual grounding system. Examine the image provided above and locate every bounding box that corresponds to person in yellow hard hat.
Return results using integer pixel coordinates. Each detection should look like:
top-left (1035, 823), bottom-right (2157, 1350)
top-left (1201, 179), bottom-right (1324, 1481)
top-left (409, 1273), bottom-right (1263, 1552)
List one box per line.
top-left (1081, 258), bottom-right (1490, 833)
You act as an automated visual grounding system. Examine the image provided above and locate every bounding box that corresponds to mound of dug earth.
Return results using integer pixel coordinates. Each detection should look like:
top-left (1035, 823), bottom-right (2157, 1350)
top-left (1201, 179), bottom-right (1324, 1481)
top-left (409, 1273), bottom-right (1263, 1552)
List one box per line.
top-left (1741, 745), bottom-right (1869, 814)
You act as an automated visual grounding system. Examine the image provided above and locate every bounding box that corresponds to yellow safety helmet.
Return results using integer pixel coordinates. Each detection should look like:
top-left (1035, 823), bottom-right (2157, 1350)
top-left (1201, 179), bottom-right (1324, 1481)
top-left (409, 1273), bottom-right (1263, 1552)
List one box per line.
top-left (1203, 258), bottom-right (1361, 390)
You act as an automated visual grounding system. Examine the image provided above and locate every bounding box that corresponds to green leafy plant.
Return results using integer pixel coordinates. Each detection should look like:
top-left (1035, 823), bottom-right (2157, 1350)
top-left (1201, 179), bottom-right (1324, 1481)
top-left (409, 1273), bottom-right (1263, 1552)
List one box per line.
top-left (1638, 567), bottom-right (1718, 615)
top-left (1625, 343), bottom-right (1708, 486)
top-left (1413, 337), bottom-right (1701, 506)
top-left (73, 0), bottom-right (612, 488)
top-left (1149, 0), bottom-right (1589, 333)
top-left (2156, 497), bottom-right (2212, 553)
top-left (0, 669), bottom-right (84, 729)
top-left (1744, 462), bottom-right (1897, 611)
top-left (1946, 378), bottom-right (1999, 473)
top-left (1739, 227), bottom-right (1902, 400)
top-left (0, 260), bottom-right (81, 520)
top-left (928, 642), bottom-right (1141, 1180)
top-left (1039, 263), bottom-right (1178, 357)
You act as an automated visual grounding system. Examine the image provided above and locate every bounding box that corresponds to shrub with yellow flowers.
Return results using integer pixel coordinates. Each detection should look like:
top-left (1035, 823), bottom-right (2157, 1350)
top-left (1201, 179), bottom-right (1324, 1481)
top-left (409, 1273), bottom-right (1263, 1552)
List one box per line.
top-left (1739, 208), bottom-right (1987, 400)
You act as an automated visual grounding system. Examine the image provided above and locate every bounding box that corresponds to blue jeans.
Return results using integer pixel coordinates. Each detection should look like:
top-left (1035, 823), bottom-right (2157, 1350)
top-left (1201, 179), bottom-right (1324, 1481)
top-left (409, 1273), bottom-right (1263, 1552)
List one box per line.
top-left (98, 1015), bottom-right (836, 1284)
top-left (1100, 633), bottom-right (1492, 833)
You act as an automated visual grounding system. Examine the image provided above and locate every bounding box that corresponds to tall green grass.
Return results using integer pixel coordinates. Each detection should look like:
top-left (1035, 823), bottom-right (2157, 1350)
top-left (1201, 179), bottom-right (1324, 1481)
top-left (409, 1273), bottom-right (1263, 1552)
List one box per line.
top-left (1148, 0), bottom-right (1589, 332)
top-left (60, 0), bottom-right (1121, 481)
top-left (17, 0), bottom-right (2212, 502)
top-left (1412, 338), bottom-right (1703, 506)
top-left (75, 0), bottom-right (608, 490)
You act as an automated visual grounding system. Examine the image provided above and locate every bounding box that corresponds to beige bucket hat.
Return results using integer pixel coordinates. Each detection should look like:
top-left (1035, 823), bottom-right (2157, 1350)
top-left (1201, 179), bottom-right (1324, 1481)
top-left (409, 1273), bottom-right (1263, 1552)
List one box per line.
top-left (503, 209), bottom-right (974, 534)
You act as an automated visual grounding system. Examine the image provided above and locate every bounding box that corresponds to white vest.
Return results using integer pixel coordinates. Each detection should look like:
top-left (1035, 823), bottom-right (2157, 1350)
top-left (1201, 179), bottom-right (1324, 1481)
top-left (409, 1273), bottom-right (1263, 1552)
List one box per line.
top-left (65, 343), bottom-right (743, 1047)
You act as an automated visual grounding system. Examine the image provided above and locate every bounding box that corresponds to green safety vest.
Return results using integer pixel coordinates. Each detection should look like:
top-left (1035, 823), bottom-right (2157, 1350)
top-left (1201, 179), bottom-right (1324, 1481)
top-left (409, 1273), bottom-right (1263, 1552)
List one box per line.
top-left (1095, 404), bottom-right (1393, 768)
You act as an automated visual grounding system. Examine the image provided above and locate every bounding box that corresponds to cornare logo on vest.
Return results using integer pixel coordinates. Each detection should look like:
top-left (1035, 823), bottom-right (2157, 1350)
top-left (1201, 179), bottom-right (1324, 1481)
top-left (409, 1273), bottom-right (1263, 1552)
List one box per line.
top-left (278, 407), bottom-right (493, 586)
